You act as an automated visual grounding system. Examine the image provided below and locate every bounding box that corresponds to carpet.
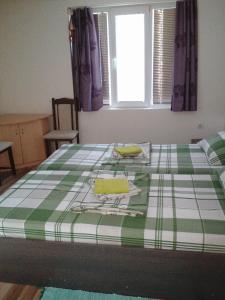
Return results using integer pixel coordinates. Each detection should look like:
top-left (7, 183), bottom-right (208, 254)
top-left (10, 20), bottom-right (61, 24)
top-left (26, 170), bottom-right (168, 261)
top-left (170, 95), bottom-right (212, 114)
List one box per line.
top-left (41, 287), bottom-right (157, 300)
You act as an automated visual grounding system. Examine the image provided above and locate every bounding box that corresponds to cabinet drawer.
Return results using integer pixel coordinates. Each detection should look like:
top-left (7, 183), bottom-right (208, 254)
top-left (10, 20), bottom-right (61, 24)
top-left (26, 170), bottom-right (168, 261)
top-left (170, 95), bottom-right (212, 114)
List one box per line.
top-left (20, 120), bottom-right (46, 164)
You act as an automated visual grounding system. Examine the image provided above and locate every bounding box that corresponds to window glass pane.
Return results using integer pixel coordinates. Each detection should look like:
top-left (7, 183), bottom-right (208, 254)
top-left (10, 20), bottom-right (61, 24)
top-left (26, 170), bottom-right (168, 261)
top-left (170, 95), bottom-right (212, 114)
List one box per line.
top-left (115, 14), bottom-right (145, 102)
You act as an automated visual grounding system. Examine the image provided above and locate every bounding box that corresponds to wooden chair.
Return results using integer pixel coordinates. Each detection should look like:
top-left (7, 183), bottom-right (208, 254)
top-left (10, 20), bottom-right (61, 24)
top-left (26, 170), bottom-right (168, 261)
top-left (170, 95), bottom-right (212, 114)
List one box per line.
top-left (0, 141), bottom-right (16, 185)
top-left (43, 98), bottom-right (79, 156)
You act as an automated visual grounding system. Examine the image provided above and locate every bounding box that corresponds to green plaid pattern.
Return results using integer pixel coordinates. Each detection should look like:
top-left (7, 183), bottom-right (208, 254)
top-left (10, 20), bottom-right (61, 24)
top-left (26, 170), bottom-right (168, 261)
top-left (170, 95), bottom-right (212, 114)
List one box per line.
top-left (146, 144), bottom-right (221, 174)
top-left (38, 144), bottom-right (113, 171)
top-left (0, 170), bottom-right (224, 253)
top-left (38, 143), bottom-right (221, 174)
top-left (38, 143), bottom-right (150, 172)
top-left (218, 167), bottom-right (225, 190)
top-left (198, 131), bottom-right (225, 166)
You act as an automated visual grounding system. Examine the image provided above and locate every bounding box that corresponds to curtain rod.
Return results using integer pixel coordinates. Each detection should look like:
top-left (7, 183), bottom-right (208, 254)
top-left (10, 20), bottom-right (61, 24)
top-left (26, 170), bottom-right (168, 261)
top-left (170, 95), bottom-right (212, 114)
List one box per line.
top-left (67, 1), bottom-right (175, 14)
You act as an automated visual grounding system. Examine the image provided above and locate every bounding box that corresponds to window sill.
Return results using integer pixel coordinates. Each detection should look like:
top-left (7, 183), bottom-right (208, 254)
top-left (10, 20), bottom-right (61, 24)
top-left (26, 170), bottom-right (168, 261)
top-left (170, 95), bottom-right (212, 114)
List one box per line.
top-left (100, 104), bottom-right (171, 111)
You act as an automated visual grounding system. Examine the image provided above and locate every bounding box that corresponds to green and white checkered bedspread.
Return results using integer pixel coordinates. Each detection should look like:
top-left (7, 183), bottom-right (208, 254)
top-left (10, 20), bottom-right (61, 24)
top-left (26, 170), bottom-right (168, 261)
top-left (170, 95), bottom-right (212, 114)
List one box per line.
top-left (0, 170), bottom-right (224, 253)
top-left (146, 144), bottom-right (220, 174)
top-left (38, 144), bottom-right (113, 171)
top-left (37, 143), bottom-right (221, 174)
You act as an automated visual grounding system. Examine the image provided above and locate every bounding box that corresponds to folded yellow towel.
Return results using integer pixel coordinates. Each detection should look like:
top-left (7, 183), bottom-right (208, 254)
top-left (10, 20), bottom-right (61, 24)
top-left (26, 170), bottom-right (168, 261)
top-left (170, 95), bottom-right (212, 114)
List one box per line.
top-left (94, 178), bottom-right (129, 194)
top-left (114, 145), bottom-right (142, 156)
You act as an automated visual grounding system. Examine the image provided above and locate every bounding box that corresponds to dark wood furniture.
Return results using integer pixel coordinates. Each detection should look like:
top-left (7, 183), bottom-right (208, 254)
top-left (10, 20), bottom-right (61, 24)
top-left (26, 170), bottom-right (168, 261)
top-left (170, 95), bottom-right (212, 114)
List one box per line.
top-left (191, 138), bottom-right (202, 144)
top-left (0, 237), bottom-right (225, 300)
top-left (0, 141), bottom-right (16, 184)
top-left (43, 98), bottom-right (79, 156)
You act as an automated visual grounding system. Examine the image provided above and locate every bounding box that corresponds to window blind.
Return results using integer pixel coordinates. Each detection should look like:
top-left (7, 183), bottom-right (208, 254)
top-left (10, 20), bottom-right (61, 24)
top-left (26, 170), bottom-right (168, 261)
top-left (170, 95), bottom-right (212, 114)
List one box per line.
top-left (153, 8), bottom-right (176, 104)
top-left (94, 12), bottom-right (110, 102)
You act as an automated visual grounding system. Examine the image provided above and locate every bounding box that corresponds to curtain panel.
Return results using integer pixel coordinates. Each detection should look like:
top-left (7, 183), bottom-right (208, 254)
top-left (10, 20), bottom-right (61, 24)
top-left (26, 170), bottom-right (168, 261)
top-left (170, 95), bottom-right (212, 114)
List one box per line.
top-left (171, 0), bottom-right (198, 111)
top-left (70, 7), bottom-right (103, 112)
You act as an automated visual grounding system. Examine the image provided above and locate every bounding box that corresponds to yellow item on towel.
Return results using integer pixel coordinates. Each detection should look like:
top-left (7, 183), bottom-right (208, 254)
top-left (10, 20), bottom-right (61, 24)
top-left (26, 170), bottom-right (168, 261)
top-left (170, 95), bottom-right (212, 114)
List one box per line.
top-left (94, 178), bottom-right (129, 194)
top-left (114, 145), bottom-right (142, 157)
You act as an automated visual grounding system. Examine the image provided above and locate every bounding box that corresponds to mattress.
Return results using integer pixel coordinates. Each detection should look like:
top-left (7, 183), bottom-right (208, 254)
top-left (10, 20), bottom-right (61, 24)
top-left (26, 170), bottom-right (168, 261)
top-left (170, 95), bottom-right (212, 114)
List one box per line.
top-left (0, 169), bottom-right (224, 253)
top-left (37, 143), bottom-right (221, 174)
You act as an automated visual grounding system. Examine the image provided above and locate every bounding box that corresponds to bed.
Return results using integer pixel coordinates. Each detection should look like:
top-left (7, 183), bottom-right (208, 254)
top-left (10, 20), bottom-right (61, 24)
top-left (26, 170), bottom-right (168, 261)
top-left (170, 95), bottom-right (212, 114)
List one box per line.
top-left (37, 142), bottom-right (222, 174)
top-left (0, 169), bottom-right (225, 299)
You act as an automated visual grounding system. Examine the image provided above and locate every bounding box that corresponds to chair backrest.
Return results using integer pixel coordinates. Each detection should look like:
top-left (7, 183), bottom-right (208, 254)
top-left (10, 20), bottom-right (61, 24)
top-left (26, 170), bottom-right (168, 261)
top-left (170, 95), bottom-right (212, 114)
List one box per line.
top-left (52, 98), bottom-right (77, 131)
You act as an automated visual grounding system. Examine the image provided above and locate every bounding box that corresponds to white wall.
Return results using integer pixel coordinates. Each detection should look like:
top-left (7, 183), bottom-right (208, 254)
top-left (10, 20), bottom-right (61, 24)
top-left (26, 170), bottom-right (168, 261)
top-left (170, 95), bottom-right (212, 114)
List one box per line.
top-left (0, 0), bottom-right (225, 143)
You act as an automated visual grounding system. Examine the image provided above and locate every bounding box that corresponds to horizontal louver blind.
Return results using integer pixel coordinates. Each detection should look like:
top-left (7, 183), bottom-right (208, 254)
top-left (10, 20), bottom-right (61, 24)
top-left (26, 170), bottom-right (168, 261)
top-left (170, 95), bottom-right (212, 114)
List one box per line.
top-left (94, 12), bottom-right (110, 102)
top-left (153, 8), bottom-right (176, 104)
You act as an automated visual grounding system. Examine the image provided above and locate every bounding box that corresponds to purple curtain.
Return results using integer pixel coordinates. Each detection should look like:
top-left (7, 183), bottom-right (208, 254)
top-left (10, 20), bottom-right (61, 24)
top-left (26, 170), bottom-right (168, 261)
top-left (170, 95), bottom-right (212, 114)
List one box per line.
top-left (171, 0), bottom-right (198, 111)
top-left (70, 7), bottom-right (103, 112)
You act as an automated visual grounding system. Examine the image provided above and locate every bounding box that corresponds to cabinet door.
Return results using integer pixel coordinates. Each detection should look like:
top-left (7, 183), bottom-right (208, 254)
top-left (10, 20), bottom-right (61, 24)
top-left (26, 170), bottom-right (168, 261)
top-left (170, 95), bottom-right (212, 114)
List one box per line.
top-left (20, 120), bottom-right (46, 164)
top-left (0, 124), bottom-right (23, 167)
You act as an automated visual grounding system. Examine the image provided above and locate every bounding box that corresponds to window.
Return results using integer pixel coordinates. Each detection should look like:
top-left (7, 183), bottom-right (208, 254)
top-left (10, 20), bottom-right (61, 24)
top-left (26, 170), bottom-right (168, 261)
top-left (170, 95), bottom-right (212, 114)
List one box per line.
top-left (94, 4), bottom-right (176, 108)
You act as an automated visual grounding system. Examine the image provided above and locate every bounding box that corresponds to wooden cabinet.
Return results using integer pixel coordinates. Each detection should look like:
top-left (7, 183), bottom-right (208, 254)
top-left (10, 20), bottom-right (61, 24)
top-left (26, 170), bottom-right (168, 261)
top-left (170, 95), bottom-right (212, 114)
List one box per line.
top-left (0, 114), bottom-right (50, 168)
top-left (0, 124), bottom-right (23, 165)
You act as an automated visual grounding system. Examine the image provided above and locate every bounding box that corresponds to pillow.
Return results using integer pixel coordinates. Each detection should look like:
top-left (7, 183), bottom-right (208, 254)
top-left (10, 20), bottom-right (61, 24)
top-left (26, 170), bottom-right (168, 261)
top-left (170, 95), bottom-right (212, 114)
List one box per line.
top-left (198, 131), bottom-right (225, 165)
top-left (218, 167), bottom-right (225, 190)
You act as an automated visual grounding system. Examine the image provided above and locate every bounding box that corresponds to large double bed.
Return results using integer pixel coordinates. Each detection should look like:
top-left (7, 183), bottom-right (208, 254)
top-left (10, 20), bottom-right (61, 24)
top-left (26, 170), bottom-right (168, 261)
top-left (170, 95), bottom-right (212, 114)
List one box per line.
top-left (0, 136), bottom-right (225, 299)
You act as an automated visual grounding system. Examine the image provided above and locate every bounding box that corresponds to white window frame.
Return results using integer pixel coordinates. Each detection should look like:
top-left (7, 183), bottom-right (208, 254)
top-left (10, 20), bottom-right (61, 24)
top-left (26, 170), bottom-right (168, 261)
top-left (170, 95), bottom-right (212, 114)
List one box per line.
top-left (94, 2), bottom-right (175, 109)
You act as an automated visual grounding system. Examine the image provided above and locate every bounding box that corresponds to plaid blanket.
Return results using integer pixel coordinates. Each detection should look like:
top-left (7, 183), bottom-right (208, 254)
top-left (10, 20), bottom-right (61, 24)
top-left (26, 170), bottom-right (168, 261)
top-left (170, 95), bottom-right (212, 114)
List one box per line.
top-left (145, 144), bottom-right (221, 174)
top-left (38, 143), bottom-right (221, 174)
top-left (38, 144), bottom-right (112, 171)
top-left (37, 143), bottom-right (150, 172)
top-left (0, 170), bottom-right (224, 253)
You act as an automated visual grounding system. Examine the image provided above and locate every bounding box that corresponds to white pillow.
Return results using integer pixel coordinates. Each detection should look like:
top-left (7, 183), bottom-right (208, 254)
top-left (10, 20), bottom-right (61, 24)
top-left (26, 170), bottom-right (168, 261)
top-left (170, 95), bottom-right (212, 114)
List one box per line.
top-left (218, 167), bottom-right (225, 190)
top-left (198, 131), bottom-right (225, 166)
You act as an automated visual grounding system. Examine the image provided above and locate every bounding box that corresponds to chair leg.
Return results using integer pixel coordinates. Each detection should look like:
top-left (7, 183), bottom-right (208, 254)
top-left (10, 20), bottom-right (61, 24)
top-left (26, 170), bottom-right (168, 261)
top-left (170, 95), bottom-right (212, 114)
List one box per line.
top-left (7, 146), bottom-right (16, 175)
top-left (55, 141), bottom-right (58, 150)
top-left (45, 140), bottom-right (50, 157)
